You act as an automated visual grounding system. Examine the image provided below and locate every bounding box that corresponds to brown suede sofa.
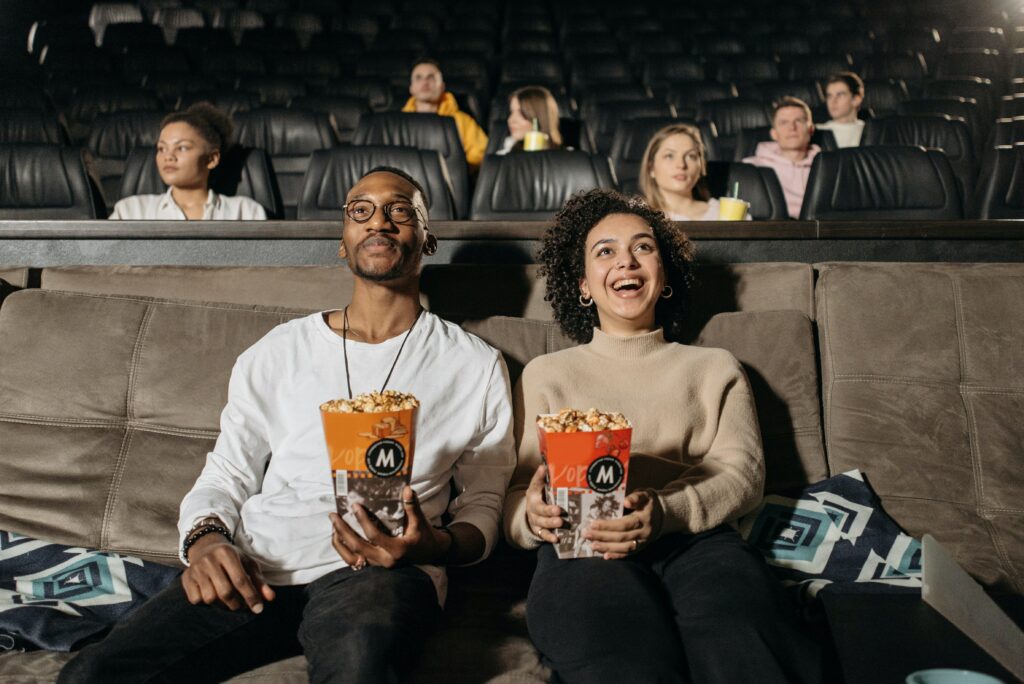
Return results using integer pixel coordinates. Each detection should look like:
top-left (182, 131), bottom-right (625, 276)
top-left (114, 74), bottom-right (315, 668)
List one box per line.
top-left (0, 261), bottom-right (1020, 682)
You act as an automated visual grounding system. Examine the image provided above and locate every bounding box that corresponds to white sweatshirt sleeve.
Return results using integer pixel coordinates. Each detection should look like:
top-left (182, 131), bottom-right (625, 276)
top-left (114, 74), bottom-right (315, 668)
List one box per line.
top-left (445, 352), bottom-right (516, 564)
top-left (178, 350), bottom-right (272, 555)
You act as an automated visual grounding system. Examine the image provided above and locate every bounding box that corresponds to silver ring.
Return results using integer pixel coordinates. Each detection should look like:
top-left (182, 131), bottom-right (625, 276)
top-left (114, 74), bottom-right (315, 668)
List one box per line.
top-left (632, 539), bottom-right (638, 551)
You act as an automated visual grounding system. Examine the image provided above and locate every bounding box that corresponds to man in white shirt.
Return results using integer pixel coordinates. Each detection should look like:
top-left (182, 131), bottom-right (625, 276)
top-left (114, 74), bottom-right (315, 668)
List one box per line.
top-left (60, 168), bottom-right (516, 683)
top-left (817, 72), bottom-right (866, 148)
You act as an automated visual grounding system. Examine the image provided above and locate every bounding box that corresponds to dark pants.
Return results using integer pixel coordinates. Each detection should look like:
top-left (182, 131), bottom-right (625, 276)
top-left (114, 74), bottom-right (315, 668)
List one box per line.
top-left (58, 565), bottom-right (440, 684)
top-left (527, 525), bottom-right (823, 684)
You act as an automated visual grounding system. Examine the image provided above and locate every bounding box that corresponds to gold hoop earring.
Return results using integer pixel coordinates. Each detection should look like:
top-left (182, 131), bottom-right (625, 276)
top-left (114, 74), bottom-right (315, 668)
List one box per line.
top-left (579, 294), bottom-right (593, 307)
top-left (661, 286), bottom-right (673, 299)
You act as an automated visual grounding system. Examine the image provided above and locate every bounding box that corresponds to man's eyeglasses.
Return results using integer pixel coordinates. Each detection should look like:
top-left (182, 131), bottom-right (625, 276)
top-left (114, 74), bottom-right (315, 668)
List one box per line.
top-left (342, 200), bottom-right (423, 226)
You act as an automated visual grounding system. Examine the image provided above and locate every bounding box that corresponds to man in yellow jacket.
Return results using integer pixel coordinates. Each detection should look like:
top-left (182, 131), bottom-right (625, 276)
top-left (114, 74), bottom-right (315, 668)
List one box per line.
top-left (403, 59), bottom-right (488, 170)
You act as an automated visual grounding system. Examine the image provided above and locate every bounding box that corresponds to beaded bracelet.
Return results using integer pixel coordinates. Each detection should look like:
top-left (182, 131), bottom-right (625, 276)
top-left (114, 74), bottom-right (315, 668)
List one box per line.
top-left (181, 524), bottom-right (233, 565)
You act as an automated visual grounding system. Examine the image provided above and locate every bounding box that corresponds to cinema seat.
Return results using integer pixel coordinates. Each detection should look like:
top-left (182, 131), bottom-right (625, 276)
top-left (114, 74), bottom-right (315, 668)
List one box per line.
top-left (0, 144), bottom-right (101, 219)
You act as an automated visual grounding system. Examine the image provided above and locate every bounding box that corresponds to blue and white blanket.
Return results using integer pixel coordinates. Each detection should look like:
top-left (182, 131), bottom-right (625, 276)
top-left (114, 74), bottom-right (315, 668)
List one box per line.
top-left (738, 470), bottom-right (923, 602)
top-left (0, 531), bottom-right (179, 652)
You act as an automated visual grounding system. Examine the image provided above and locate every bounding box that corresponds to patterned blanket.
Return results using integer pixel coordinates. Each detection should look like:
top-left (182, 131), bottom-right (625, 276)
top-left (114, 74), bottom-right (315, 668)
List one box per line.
top-left (738, 470), bottom-right (923, 602)
top-left (0, 531), bottom-right (179, 652)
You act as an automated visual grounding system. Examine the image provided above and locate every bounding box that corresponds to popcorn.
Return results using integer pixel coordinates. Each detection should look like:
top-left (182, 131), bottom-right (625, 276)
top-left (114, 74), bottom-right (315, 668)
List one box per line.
top-left (321, 390), bottom-right (420, 414)
top-left (537, 408), bottom-right (631, 433)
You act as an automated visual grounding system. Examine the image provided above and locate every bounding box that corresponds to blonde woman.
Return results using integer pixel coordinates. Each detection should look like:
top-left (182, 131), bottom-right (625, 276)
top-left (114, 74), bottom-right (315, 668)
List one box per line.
top-left (639, 123), bottom-right (750, 221)
top-left (496, 85), bottom-right (564, 155)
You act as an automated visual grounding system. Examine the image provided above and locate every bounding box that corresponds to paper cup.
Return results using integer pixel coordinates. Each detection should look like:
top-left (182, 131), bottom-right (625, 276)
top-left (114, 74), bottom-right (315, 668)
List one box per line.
top-left (321, 406), bottom-right (417, 536)
top-left (718, 196), bottom-right (749, 221)
top-left (537, 421), bottom-right (632, 559)
top-left (523, 130), bottom-right (550, 151)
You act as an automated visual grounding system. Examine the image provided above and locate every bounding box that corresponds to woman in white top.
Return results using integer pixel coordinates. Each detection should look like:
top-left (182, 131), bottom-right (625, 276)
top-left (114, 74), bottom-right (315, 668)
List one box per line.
top-left (495, 86), bottom-right (564, 155)
top-left (639, 123), bottom-right (751, 221)
top-left (109, 103), bottom-right (266, 220)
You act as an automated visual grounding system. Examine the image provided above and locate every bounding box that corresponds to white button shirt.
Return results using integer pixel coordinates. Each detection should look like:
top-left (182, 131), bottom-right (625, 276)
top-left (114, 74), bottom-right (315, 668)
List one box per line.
top-left (109, 188), bottom-right (267, 220)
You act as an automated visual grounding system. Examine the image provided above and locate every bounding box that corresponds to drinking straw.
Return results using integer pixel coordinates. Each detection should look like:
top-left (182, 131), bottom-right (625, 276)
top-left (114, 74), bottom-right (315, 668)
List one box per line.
top-left (731, 182), bottom-right (740, 199)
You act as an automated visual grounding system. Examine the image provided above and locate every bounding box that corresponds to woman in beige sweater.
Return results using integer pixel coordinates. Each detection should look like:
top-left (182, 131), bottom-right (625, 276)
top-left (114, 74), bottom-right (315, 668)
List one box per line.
top-left (504, 189), bottom-right (820, 683)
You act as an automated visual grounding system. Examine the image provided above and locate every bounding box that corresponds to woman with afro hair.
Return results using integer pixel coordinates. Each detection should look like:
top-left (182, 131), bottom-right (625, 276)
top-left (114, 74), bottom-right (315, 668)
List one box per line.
top-left (502, 189), bottom-right (821, 684)
top-left (110, 102), bottom-right (266, 220)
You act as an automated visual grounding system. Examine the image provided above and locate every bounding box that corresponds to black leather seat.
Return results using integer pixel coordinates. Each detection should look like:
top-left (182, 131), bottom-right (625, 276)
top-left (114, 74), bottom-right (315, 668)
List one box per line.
top-left (271, 54), bottom-right (342, 87)
top-left (179, 90), bottom-right (260, 115)
top-left (994, 117), bottom-right (1024, 145)
top-left (947, 27), bottom-right (1007, 52)
top-left (118, 145), bottom-right (282, 217)
top-left (705, 161), bottom-right (789, 220)
top-left (237, 76), bottom-right (307, 107)
top-left (87, 110), bottom-right (165, 205)
top-left (642, 56), bottom-right (706, 95)
top-left (153, 7), bottom-right (206, 43)
top-left (936, 49), bottom-right (1004, 83)
top-left (698, 35), bottom-right (747, 57)
top-left (668, 83), bottom-right (738, 121)
top-left (0, 110), bottom-right (68, 145)
top-left (239, 27), bottom-right (300, 52)
top-left (741, 80), bottom-right (823, 108)
top-left (697, 99), bottom-right (771, 161)
top-left (499, 54), bottom-right (564, 87)
top-left (799, 146), bottom-right (963, 220)
top-left (862, 79), bottom-right (910, 118)
top-left (586, 100), bottom-right (676, 156)
top-left (321, 78), bottom-right (393, 112)
top-left (861, 54), bottom-right (929, 94)
top-left (817, 31), bottom-right (876, 60)
top-left (352, 112), bottom-right (470, 219)
top-left (606, 117), bottom-right (720, 194)
top-left (355, 51), bottom-right (420, 89)
top-left (433, 32), bottom-right (495, 59)
top-left (733, 126), bottom-right (838, 161)
top-left (120, 47), bottom-right (192, 86)
top-left (369, 31), bottom-right (431, 55)
top-left (289, 95), bottom-right (369, 144)
top-left (757, 33), bottom-right (812, 58)
top-left (925, 78), bottom-right (995, 121)
top-left (713, 56), bottom-right (779, 84)
top-left (296, 146), bottom-right (455, 221)
top-left (274, 10), bottom-right (324, 49)
top-left (561, 35), bottom-right (620, 63)
top-left (783, 55), bottom-right (853, 81)
top-left (884, 29), bottom-right (942, 66)
top-left (233, 108), bottom-right (336, 218)
top-left (503, 31), bottom-right (557, 54)
top-left (0, 144), bottom-right (101, 219)
top-left (863, 114), bottom-right (977, 212)
top-left (67, 87), bottom-right (162, 141)
top-left (437, 55), bottom-right (492, 96)
top-left (89, 2), bottom-right (144, 46)
top-left (569, 56), bottom-right (635, 92)
top-left (1001, 95), bottom-right (1024, 117)
top-left (200, 49), bottom-right (267, 84)
top-left (898, 98), bottom-right (984, 155)
top-left (469, 151), bottom-right (617, 220)
top-left (977, 144), bottom-right (1024, 219)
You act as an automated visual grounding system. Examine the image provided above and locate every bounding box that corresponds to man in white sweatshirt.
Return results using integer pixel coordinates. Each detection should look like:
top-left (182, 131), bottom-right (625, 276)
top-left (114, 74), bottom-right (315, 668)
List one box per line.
top-left (60, 168), bottom-right (516, 683)
top-left (817, 72), bottom-right (866, 148)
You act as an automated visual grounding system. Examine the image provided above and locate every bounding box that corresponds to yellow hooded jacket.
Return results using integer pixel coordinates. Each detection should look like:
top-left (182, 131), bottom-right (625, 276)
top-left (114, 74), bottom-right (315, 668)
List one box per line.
top-left (402, 92), bottom-right (488, 168)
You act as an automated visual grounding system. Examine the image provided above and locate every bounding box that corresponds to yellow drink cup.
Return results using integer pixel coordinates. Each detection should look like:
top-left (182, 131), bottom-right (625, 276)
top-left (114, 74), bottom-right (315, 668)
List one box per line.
top-left (718, 196), bottom-right (749, 220)
top-left (523, 130), bottom-right (550, 151)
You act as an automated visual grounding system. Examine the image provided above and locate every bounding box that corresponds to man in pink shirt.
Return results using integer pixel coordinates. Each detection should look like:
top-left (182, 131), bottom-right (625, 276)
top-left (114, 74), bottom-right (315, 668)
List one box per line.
top-left (742, 97), bottom-right (821, 218)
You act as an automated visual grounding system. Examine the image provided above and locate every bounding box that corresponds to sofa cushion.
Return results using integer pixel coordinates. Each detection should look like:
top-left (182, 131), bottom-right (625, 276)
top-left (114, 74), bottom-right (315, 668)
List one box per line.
top-left (0, 289), bottom-right (307, 562)
top-left (696, 310), bottom-right (826, 494)
top-left (0, 267), bottom-right (28, 308)
top-left (41, 266), bottom-right (352, 311)
top-left (466, 310), bottom-right (826, 496)
top-left (815, 262), bottom-right (1024, 593)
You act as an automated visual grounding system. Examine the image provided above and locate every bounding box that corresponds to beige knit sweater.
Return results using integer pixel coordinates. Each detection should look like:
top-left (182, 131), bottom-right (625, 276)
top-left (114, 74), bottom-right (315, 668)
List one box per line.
top-left (503, 328), bottom-right (765, 550)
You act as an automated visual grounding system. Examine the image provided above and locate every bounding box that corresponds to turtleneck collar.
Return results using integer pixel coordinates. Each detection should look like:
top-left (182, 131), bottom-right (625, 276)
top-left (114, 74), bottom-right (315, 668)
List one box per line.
top-left (586, 327), bottom-right (671, 360)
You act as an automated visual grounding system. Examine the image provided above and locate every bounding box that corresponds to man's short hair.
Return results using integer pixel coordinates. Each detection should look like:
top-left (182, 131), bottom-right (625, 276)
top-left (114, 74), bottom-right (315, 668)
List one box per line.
top-left (362, 166), bottom-right (431, 210)
top-left (827, 71), bottom-right (865, 98)
top-left (410, 57), bottom-right (442, 76)
top-left (772, 96), bottom-right (813, 124)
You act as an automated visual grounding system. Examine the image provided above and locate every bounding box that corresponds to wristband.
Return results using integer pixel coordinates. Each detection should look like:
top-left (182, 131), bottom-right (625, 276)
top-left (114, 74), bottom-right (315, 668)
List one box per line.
top-left (181, 524), bottom-right (233, 565)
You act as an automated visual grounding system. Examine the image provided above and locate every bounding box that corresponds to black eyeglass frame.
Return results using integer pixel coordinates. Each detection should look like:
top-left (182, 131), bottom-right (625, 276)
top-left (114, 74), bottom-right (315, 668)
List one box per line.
top-left (341, 200), bottom-right (426, 226)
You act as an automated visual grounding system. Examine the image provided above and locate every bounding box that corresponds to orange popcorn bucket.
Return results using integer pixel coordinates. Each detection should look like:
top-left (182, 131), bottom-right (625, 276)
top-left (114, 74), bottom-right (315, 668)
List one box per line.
top-left (537, 419), bottom-right (632, 559)
top-left (321, 406), bottom-right (417, 537)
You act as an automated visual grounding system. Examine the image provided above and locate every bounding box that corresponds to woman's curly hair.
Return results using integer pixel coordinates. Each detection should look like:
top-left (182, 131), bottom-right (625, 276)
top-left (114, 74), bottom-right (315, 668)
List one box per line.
top-left (538, 189), bottom-right (696, 344)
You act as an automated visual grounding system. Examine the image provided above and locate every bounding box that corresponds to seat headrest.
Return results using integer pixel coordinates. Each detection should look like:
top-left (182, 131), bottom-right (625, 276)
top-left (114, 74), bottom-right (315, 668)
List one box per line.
top-left (800, 146), bottom-right (963, 220)
top-left (233, 108), bottom-right (335, 155)
top-left (0, 110), bottom-right (65, 145)
top-left (698, 99), bottom-right (771, 136)
top-left (352, 112), bottom-right (466, 163)
top-left (863, 114), bottom-right (973, 161)
top-left (706, 161), bottom-right (788, 220)
top-left (297, 145), bottom-right (455, 221)
top-left (979, 145), bottom-right (1024, 218)
top-left (0, 144), bottom-right (97, 219)
top-left (469, 151), bottom-right (617, 221)
top-left (87, 111), bottom-right (164, 159)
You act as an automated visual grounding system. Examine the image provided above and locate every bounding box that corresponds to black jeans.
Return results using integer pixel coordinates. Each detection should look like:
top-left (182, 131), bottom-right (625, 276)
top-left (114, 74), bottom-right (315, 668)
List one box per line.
top-left (526, 525), bottom-right (823, 684)
top-left (58, 564), bottom-right (440, 684)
